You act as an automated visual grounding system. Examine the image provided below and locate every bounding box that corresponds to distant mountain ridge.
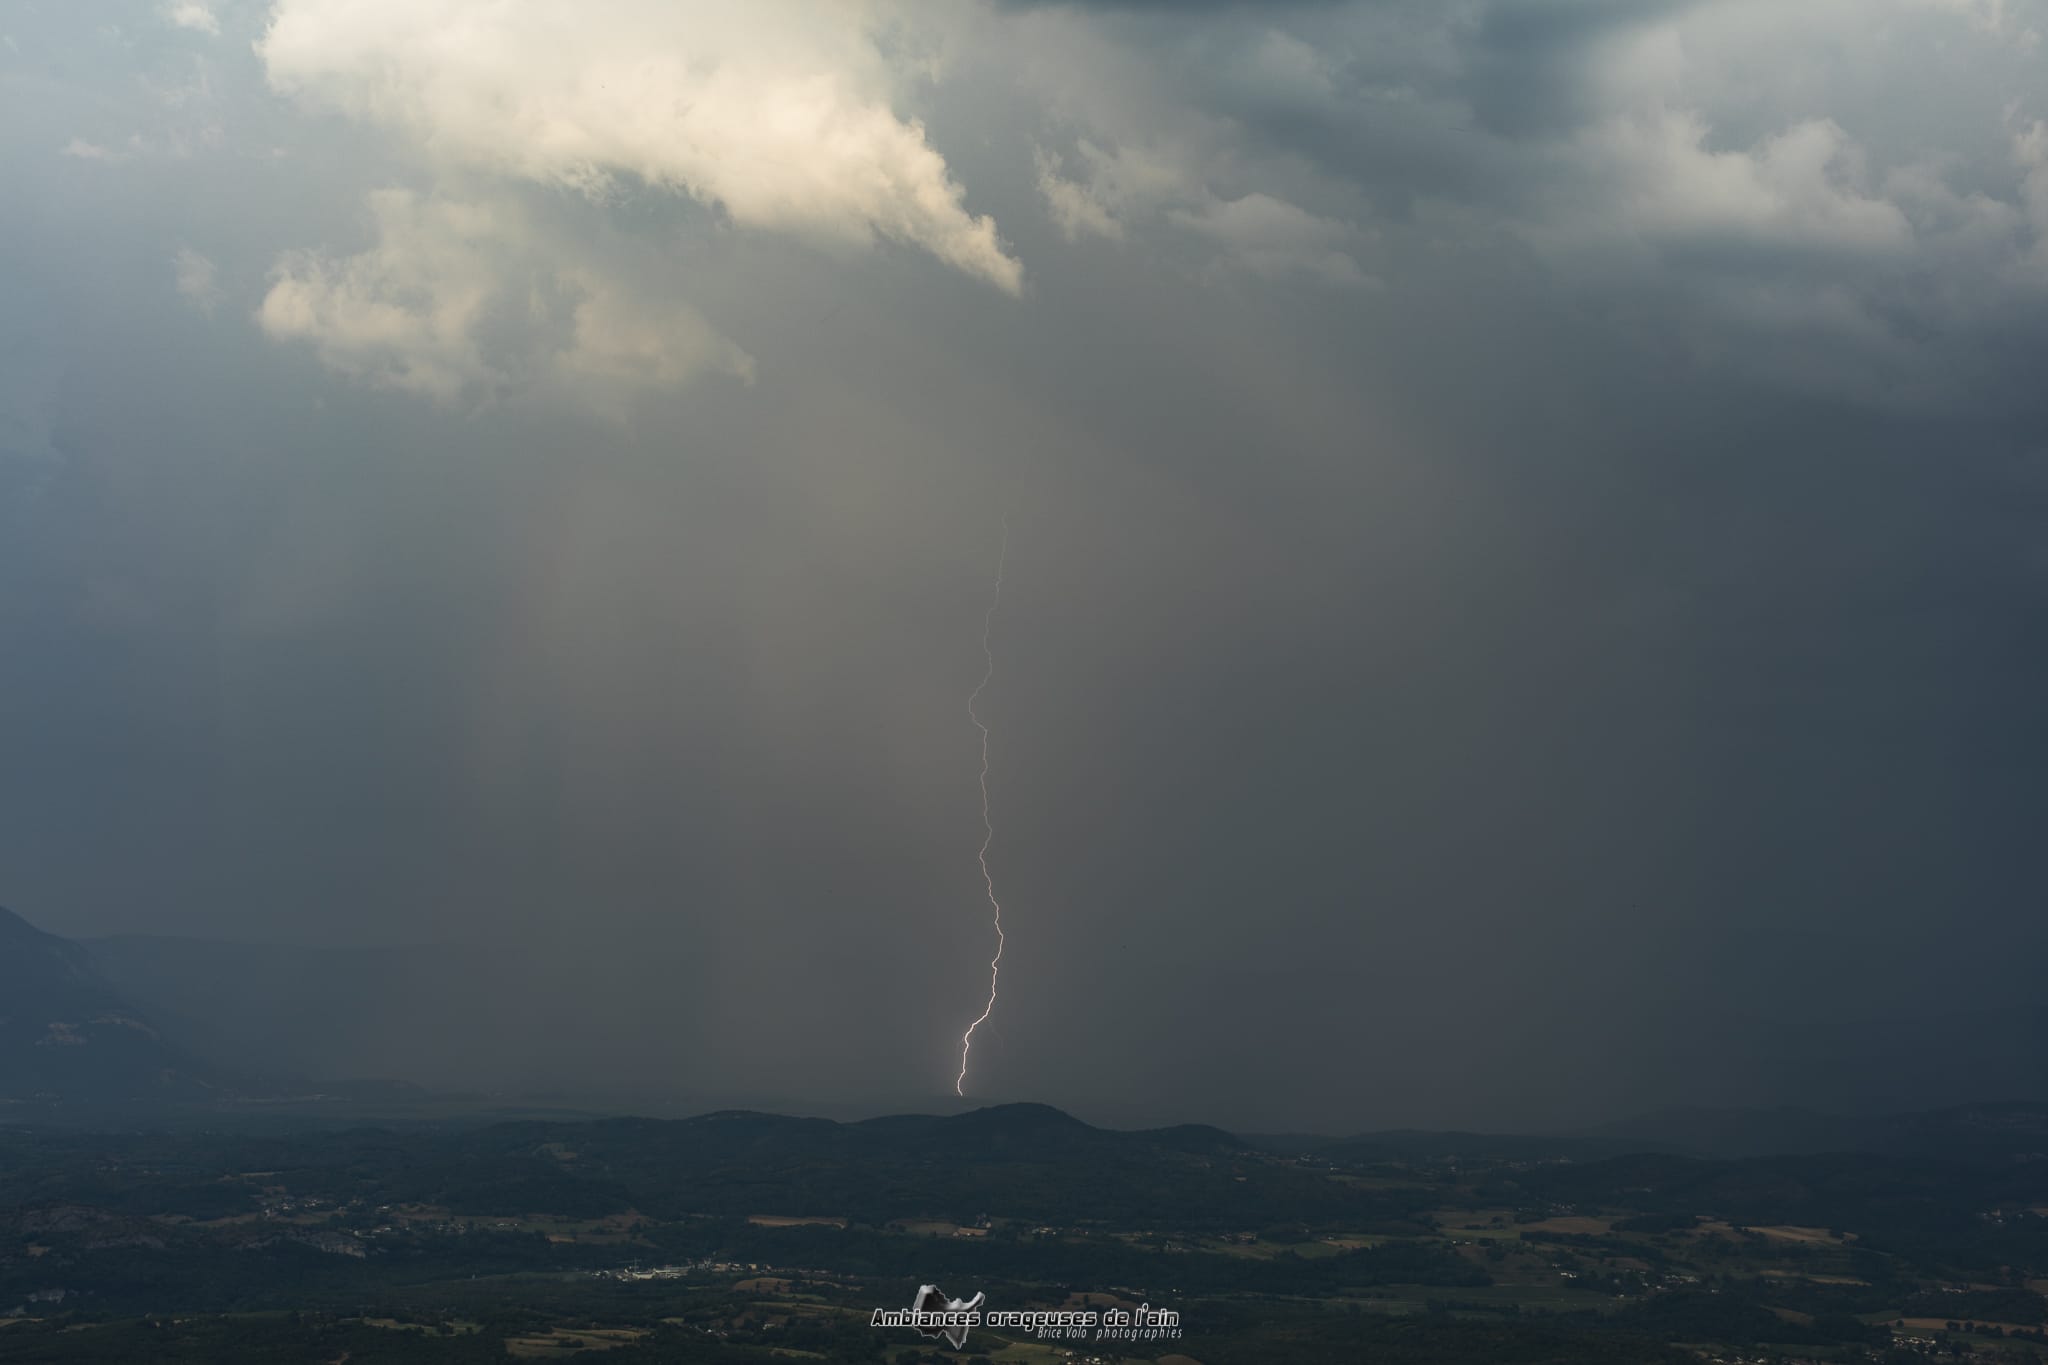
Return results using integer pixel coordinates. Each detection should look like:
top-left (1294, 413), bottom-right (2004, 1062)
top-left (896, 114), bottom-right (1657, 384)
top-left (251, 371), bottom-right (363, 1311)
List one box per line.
top-left (1582, 1099), bottom-right (2048, 1161)
top-left (14, 907), bottom-right (2048, 1162)
top-left (0, 905), bottom-right (225, 1103)
top-left (79, 931), bottom-right (445, 1084)
top-left (1272, 1100), bottom-right (2048, 1166)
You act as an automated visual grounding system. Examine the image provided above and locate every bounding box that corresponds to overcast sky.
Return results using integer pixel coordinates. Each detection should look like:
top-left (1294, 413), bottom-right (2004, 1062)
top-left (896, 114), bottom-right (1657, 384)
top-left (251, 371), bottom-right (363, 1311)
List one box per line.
top-left (3, 0), bottom-right (2047, 1132)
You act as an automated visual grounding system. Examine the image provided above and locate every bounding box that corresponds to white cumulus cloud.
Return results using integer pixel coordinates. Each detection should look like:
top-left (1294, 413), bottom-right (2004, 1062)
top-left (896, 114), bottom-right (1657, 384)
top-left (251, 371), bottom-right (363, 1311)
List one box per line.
top-left (257, 190), bottom-right (753, 407)
top-left (164, 2), bottom-right (220, 36)
top-left (173, 247), bottom-right (221, 313)
top-left (257, 0), bottom-right (1021, 295)
top-left (62, 138), bottom-right (133, 163)
top-left (1034, 139), bottom-right (1192, 244)
top-left (1169, 192), bottom-right (1374, 288)
top-left (1538, 111), bottom-right (1915, 260)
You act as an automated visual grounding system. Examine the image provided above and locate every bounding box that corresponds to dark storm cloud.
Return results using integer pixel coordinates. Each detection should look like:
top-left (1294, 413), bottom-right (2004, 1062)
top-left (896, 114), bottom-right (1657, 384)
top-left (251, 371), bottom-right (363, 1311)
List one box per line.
top-left (3, 0), bottom-right (2047, 1132)
top-left (1461, 0), bottom-right (1701, 136)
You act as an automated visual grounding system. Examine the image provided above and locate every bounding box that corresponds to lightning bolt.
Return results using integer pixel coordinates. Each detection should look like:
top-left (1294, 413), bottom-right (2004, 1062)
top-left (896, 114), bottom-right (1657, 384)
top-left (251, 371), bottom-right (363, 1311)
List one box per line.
top-left (956, 516), bottom-right (1009, 1098)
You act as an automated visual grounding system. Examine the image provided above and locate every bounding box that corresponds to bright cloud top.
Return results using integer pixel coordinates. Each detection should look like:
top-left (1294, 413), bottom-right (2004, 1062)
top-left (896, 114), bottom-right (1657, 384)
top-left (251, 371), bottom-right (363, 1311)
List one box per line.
top-left (156, 0), bottom-right (2048, 413)
top-left (257, 0), bottom-right (1021, 295)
